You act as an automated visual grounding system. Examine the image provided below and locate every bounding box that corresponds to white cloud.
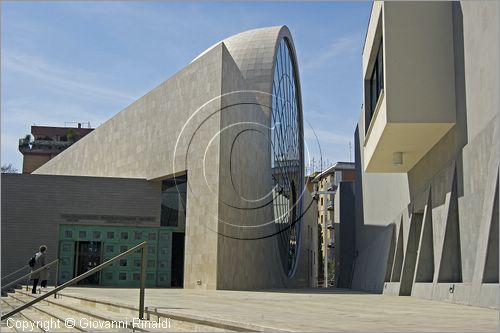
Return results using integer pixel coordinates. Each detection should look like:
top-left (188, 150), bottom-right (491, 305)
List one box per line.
top-left (301, 34), bottom-right (360, 72)
top-left (2, 50), bottom-right (137, 103)
top-left (304, 126), bottom-right (351, 146)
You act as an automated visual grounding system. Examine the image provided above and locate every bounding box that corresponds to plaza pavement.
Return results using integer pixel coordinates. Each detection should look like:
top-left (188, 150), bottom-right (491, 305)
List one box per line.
top-left (58, 287), bottom-right (498, 332)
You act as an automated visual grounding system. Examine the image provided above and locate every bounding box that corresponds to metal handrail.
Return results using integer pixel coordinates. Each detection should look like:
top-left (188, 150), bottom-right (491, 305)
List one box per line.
top-left (1, 265), bottom-right (30, 281)
top-left (1, 241), bottom-right (148, 321)
top-left (1, 259), bottom-right (59, 291)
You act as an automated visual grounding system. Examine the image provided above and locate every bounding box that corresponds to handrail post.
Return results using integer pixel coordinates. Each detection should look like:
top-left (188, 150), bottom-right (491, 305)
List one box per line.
top-left (139, 245), bottom-right (147, 319)
top-left (1, 242), bottom-right (146, 321)
top-left (54, 261), bottom-right (59, 299)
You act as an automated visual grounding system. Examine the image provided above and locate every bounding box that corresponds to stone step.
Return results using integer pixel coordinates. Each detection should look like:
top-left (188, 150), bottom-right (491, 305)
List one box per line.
top-left (1, 297), bottom-right (45, 332)
top-left (13, 291), bottom-right (138, 332)
top-left (15, 289), bottom-right (191, 332)
top-left (7, 293), bottom-right (85, 332)
top-left (37, 288), bottom-right (256, 332)
top-left (7, 287), bottom-right (255, 332)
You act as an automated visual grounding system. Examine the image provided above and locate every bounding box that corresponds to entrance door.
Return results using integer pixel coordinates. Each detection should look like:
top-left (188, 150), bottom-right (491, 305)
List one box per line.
top-left (171, 233), bottom-right (185, 288)
top-left (74, 241), bottom-right (102, 285)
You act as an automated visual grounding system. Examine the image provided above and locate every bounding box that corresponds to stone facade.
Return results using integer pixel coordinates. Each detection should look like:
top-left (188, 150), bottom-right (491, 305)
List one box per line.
top-left (29, 26), bottom-right (317, 289)
top-left (352, 1), bottom-right (499, 308)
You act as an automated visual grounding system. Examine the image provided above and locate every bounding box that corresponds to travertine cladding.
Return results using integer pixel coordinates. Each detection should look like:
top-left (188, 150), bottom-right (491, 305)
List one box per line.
top-left (33, 26), bottom-right (315, 289)
top-left (1, 173), bottom-right (160, 285)
top-left (352, 1), bottom-right (499, 308)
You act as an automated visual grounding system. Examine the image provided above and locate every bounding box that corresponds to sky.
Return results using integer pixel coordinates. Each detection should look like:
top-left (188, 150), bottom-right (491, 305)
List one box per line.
top-left (1, 1), bottom-right (372, 174)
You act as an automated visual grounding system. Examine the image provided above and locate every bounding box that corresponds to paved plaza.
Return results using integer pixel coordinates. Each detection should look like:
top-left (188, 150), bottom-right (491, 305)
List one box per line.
top-left (58, 287), bottom-right (498, 332)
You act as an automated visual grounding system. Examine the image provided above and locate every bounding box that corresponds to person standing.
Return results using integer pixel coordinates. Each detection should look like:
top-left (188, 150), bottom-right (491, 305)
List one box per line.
top-left (31, 245), bottom-right (49, 294)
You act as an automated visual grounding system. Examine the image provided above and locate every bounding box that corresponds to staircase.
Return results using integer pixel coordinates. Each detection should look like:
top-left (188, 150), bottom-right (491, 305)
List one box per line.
top-left (1, 287), bottom-right (234, 332)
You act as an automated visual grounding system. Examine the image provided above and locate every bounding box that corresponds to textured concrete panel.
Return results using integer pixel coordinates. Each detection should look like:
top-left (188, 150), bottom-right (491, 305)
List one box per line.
top-left (27, 26), bottom-right (312, 290)
top-left (1, 174), bottom-right (160, 285)
top-left (352, 1), bottom-right (500, 308)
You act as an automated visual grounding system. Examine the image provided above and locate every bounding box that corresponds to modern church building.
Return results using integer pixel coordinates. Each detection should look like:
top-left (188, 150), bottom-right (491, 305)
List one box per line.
top-left (351, 1), bottom-right (499, 308)
top-left (1, 26), bottom-right (318, 290)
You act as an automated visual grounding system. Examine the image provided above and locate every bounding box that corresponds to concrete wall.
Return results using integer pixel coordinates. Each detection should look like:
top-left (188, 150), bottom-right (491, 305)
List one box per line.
top-left (1, 173), bottom-right (160, 285)
top-left (335, 181), bottom-right (356, 288)
top-left (353, 1), bottom-right (499, 308)
top-left (23, 154), bottom-right (51, 174)
top-left (30, 26), bottom-right (313, 290)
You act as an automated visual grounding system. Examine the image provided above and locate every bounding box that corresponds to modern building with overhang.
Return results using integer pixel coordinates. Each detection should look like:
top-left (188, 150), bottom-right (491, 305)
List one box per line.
top-left (1, 26), bottom-right (318, 290)
top-left (351, 1), bottom-right (499, 308)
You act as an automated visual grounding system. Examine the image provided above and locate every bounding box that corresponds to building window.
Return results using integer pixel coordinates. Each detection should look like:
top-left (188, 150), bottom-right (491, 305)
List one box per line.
top-left (106, 245), bottom-right (114, 253)
top-left (119, 259), bottom-right (127, 267)
top-left (119, 272), bottom-right (127, 280)
top-left (64, 230), bottom-right (73, 238)
top-left (107, 232), bottom-right (114, 239)
top-left (161, 175), bottom-right (187, 227)
top-left (148, 232), bottom-right (157, 241)
top-left (134, 231), bottom-right (142, 240)
top-left (134, 259), bottom-right (141, 268)
top-left (120, 245), bottom-right (128, 253)
top-left (93, 231), bottom-right (101, 239)
top-left (121, 232), bottom-right (128, 240)
top-left (79, 231), bottom-right (86, 239)
top-left (367, 41), bottom-right (384, 131)
top-left (321, 197), bottom-right (324, 206)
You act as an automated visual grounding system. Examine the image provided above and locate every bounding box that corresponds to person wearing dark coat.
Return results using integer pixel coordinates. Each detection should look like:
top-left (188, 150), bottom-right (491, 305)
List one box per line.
top-left (31, 245), bottom-right (49, 294)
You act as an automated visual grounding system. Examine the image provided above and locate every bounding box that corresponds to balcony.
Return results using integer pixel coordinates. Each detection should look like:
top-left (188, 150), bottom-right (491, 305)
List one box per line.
top-left (363, 2), bottom-right (456, 173)
top-left (326, 201), bottom-right (334, 211)
top-left (326, 184), bottom-right (337, 192)
top-left (19, 138), bottom-right (72, 154)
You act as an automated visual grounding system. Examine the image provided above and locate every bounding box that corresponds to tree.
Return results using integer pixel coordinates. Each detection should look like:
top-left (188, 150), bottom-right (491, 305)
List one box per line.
top-left (1, 163), bottom-right (18, 173)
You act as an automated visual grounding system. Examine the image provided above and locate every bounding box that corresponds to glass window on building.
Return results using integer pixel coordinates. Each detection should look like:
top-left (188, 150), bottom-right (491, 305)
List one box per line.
top-left (161, 175), bottom-right (187, 227)
top-left (134, 259), bottom-right (141, 268)
top-left (107, 231), bottom-right (114, 239)
top-left (368, 41), bottom-right (384, 127)
top-left (121, 232), bottom-right (128, 240)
